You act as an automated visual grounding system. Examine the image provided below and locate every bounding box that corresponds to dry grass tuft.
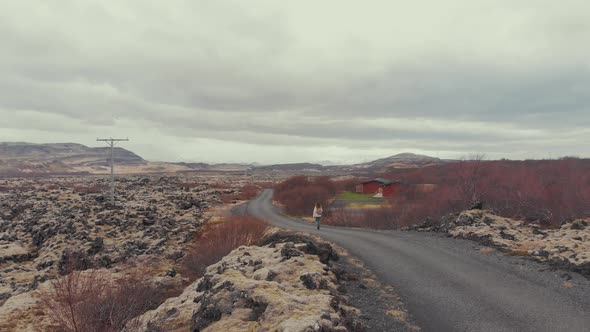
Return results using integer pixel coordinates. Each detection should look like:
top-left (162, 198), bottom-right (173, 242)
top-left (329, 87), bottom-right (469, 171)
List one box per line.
top-left (480, 247), bottom-right (496, 255)
top-left (505, 249), bottom-right (531, 257)
top-left (386, 309), bottom-right (408, 321)
top-left (180, 215), bottom-right (269, 279)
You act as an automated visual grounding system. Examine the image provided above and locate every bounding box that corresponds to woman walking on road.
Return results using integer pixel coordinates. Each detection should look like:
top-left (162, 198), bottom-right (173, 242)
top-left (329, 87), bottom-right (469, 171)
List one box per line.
top-left (313, 202), bottom-right (323, 230)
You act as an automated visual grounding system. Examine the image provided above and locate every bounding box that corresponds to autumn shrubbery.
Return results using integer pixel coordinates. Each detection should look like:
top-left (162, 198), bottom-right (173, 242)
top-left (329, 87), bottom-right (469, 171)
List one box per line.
top-left (324, 186), bottom-right (457, 229)
top-left (273, 176), bottom-right (337, 216)
top-left (41, 269), bottom-right (169, 332)
top-left (237, 184), bottom-right (260, 200)
top-left (400, 158), bottom-right (590, 227)
top-left (325, 206), bottom-right (396, 229)
top-left (333, 178), bottom-right (361, 193)
top-left (181, 216), bottom-right (269, 279)
top-left (220, 184), bottom-right (262, 203)
top-left (327, 158), bottom-right (590, 229)
top-left (474, 160), bottom-right (590, 226)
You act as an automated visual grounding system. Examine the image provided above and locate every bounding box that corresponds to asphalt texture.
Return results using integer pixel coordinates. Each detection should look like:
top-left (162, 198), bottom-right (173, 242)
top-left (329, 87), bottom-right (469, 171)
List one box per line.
top-left (243, 189), bottom-right (590, 332)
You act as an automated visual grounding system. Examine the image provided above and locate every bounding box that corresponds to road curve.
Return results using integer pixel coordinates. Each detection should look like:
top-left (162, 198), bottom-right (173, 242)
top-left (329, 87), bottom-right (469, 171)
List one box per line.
top-left (244, 189), bottom-right (590, 332)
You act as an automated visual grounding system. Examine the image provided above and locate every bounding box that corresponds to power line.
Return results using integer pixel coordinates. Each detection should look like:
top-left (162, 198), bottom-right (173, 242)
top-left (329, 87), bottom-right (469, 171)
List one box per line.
top-left (96, 137), bottom-right (129, 205)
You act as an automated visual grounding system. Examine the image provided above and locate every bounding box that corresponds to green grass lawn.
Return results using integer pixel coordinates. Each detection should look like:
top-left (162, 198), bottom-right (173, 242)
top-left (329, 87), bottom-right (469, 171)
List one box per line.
top-left (337, 192), bottom-right (377, 200)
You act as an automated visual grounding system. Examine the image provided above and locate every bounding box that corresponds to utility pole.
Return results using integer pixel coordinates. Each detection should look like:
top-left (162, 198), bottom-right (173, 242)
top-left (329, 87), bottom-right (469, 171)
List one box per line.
top-left (97, 137), bottom-right (129, 205)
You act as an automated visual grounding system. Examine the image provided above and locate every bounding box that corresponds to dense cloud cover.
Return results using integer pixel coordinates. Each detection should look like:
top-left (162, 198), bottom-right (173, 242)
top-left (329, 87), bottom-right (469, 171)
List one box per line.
top-left (1, 0), bottom-right (589, 163)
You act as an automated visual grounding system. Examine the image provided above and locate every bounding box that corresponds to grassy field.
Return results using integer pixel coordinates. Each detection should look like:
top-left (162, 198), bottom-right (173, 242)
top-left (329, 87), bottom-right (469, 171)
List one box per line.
top-left (337, 192), bottom-right (376, 200)
top-left (347, 202), bottom-right (389, 208)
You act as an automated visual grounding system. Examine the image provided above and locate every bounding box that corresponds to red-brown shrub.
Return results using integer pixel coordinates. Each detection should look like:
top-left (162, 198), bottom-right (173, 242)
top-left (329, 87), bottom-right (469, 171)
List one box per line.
top-left (237, 184), bottom-right (259, 200)
top-left (325, 206), bottom-right (400, 229)
top-left (380, 158), bottom-right (590, 227)
top-left (220, 193), bottom-right (237, 204)
top-left (333, 178), bottom-right (363, 193)
top-left (274, 176), bottom-right (337, 216)
top-left (325, 185), bottom-right (458, 229)
top-left (41, 269), bottom-right (168, 332)
top-left (181, 216), bottom-right (268, 279)
top-left (324, 207), bottom-right (365, 228)
top-left (219, 184), bottom-right (260, 203)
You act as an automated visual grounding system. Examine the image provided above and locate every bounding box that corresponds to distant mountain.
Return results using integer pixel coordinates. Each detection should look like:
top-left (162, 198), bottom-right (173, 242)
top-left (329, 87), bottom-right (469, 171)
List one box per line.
top-left (294, 153), bottom-right (449, 174)
top-left (0, 142), bottom-right (146, 176)
top-left (171, 162), bottom-right (211, 170)
top-left (249, 153), bottom-right (448, 173)
top-left (314, 160), bottom-right (342, 166)
top-left (0, 142), bottom-right (145, 166)
top-left (172, 162), bottom-right (250, 172)
top-left (353, 153), bottom-right (445, 170)
top-left (253, 162), bottom-right (324, 172)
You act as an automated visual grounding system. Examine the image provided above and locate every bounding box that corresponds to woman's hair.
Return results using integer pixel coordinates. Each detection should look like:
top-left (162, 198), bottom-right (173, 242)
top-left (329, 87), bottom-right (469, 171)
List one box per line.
top-left (315, 202), bottom-right (322, 209)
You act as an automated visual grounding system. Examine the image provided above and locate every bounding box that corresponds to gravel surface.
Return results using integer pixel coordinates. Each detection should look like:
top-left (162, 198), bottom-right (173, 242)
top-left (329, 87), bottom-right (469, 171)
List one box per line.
top-left (244, 189), bottom-right (590, 332)
top-left (336, 254), bottom-right (418, 331)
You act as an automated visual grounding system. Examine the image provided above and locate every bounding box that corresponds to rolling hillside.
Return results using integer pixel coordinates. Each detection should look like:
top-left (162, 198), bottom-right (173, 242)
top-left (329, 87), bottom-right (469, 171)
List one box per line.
top-left (0, 142), bottom-right (452, 176)
top-left (0, 142), bottom-right (145, 176)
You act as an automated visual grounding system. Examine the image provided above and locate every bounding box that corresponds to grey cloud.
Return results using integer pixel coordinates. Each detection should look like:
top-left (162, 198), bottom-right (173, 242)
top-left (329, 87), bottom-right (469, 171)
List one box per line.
top-left (322, 63), bottom-right (590, 127)
top-left (0, 0), bottom-right (589, 162)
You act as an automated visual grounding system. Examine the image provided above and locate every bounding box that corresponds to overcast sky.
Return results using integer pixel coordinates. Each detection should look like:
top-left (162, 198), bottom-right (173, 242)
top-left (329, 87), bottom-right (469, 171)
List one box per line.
top-left (1, 1), bottom-right (589, 164)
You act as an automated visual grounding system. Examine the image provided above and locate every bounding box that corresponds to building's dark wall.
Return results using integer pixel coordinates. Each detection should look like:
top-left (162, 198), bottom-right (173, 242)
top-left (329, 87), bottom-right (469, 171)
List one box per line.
top-left (382, 183), bottom-right (401, 197)
top-left (362, 181), bottom-right (381, 194)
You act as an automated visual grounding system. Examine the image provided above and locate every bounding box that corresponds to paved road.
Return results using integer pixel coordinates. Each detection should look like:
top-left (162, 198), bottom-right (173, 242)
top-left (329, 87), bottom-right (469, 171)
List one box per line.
top-left (244, 190), bottom-right (590, 332)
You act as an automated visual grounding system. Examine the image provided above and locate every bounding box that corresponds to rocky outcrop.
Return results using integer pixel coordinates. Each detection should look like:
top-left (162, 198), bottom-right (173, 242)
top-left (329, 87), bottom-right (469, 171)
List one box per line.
top-left (132, 234), bottom-right (367, 332)
top-left (0, 176), bottom-right (223, 302)
top-left (413, 210), bottom-right (590, 277)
